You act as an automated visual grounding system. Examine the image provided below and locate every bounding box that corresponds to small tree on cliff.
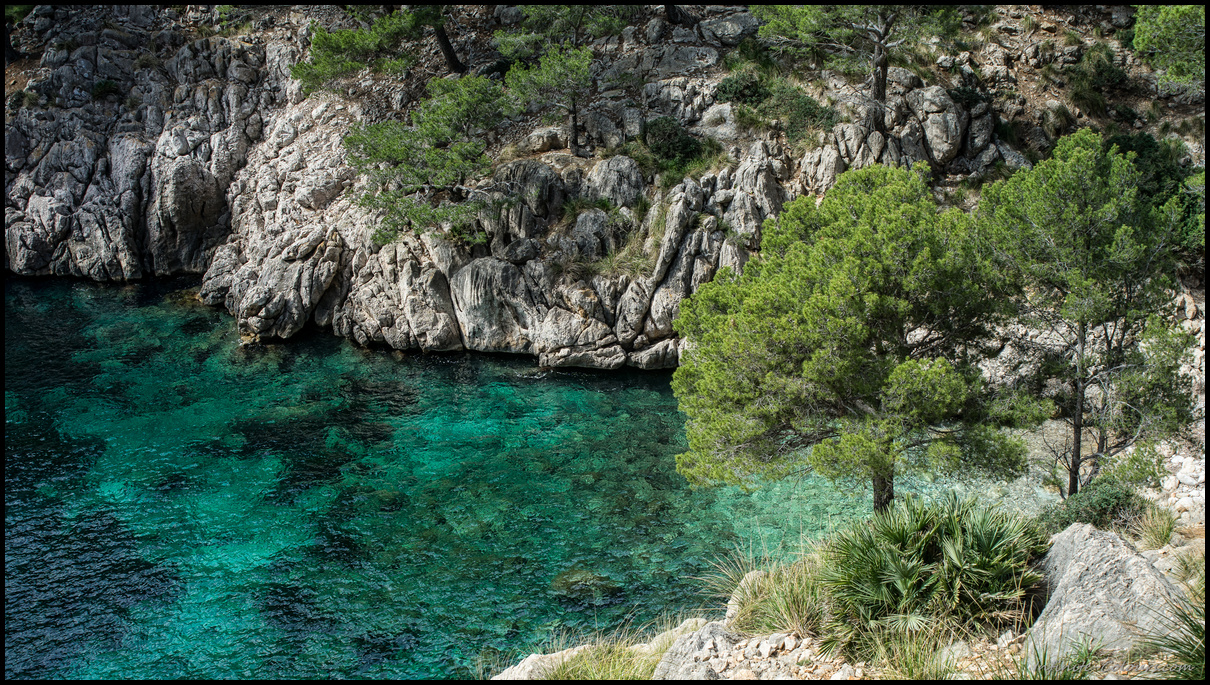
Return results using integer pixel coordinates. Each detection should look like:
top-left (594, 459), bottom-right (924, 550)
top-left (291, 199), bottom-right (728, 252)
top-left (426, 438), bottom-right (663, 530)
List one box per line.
top-left (401, 4), bottom-right (466, 74)
top-left (978, 129), bottom-right (1195, 498)
top-left (750, 6), bottom-right (961, 132)
top-left (673, 164), bottom-right (1039, 512)
top-left (505, 43), bottom-right (594, 157)
top-left (344, 74), bottom-right (514, 244)
top-left (496, 6), bottom-right (637, 156)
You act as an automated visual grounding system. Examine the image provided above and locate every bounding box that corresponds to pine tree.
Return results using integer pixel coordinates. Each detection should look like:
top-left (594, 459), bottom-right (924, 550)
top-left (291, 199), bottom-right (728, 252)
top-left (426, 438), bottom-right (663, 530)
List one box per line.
top-left (673, 164), bottom-right (1036, 511)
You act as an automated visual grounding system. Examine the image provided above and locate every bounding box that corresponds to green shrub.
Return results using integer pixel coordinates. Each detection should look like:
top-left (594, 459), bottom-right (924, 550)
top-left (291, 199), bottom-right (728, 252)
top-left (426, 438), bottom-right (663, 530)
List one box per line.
top-left (1116, 28), bottom-right (1135, 50)
top-left (712, 553), bottom-right (828, 638)
top-left (291, 11), bottom-right (417, 93)
top-left (4, 5), bottom-right (34, 24)
top-left (715, 71), bottom-right (769, 106)
top-left (644, 116), bottom-right (700, 164)
top-left (756, 80), bottom-right (837, 146)
top-left (1034, 476), bottom-right (1148, 536)
top-left (1138, 557), bottom-right (1204, 680)
top-left (91, 79), bottom-right (122, 100)
top-left (1069, 42), bottom-right (1128, 116)
top-left (722, 36), bottom-right (780, 76)
top-left (948, 86), bottom-right (987, 109)
top-left (1131, 506), bottom-right (1176, 550)
top-left (819, 494), bottom-right (1045, 657)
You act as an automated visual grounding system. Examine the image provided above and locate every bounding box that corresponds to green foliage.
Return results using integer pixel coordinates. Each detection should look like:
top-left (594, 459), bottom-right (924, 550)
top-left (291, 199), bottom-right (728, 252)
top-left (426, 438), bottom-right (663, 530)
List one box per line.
top-left (751, 6), bottom-right (961, 110)
top-left (979, 129), bottom-right (1195, 497)
top-left (947, 86), bottom-right (987, 109)
top-left (673, 164), bottom-right (1036, 511)
top-left (756, 79), bottom-right (837, 146)
top-left (1131, 505), bottom-right (1176, 550)
top-left (1140, 588), bottom-right (1205, 680)
top-left (1133, 5), bottom-right (1205, 92)
top-left (819, 494), bottom-right (1045, 657)
top-left (709, 550), bottom-right (828, 638)
top-left (506, 42), bottom-right (593, 154)
top-left (1104, 133), bottom-right (1201, 259)
top-left (291, 11), bottom-right (417, 93)
top-left (91, 79), bottom-right (121, 100)
top-left (505, 42), bottom-right (592, 112)
top-left (1068, 42), bottom-right (1128, 116)
top-left (5, 5), bottom-right (34, 24)
top-left (715, 72), bottom-right (769, 106)
top-left (1116, 27), bottom-right (1135, 50)
top-left (723, 37), bottom-right (782, 76)
top-left (1033, 476), bottom-right (1148, 536)
top-left (643, 116), bottom-right (700, 164)
top-left (496, 5), bottom-right (637, 59)
top-left (134, 52), bottom-right (161, 70)
top-left (344, 74), bottom-right (511, 244)
top-left (595, 227), bottom-right (653, 278)
top-left (1101, 442), bottom-right (1166, 489)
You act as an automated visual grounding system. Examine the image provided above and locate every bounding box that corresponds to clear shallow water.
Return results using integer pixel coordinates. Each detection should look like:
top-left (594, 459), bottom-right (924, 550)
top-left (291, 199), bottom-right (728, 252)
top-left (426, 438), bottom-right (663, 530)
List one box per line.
top-left (5, 277), bottom-right (872, 679)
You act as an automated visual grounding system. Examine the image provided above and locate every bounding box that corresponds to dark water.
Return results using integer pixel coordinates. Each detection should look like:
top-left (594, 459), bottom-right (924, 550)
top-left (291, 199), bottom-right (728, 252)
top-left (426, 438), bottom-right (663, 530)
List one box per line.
top-left (5, 277), bottom-right (869, 679)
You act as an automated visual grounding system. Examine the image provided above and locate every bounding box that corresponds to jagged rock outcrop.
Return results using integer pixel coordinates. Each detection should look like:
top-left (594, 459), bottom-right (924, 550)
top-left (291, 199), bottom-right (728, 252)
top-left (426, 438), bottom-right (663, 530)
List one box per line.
top-left (7, 5), bottom-right (295, 280)
top-left (652, 621), bottom-right (740, 679)
top-left (7, 5), bottom-right (1200, 370)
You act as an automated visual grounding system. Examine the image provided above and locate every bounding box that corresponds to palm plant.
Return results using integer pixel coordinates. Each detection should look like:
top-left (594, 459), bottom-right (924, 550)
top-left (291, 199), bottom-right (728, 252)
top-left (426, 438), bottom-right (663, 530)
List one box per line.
top-left (819, 494), bottom-right (1045, 656)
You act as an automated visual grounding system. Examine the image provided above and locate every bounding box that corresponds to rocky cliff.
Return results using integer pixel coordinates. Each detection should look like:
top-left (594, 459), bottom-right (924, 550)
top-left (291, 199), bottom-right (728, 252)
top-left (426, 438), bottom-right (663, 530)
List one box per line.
top-left (5, 5), bottom-right (1205, 369)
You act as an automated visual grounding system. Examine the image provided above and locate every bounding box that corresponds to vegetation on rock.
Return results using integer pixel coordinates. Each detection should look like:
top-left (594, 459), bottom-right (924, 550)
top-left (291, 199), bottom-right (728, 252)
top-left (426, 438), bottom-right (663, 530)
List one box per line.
top-left (751, 6), bottom-right (961, 131)
top-left (344, 74), bottom-right (514, 244)
top-left (1132, 5), bottom-right (1206, 93)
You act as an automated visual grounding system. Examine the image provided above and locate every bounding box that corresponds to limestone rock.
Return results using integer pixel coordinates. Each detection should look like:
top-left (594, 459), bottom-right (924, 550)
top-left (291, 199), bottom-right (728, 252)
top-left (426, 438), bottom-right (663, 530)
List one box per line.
top-left (653, 621), bottom-right (739, 680)
top-left (584, 156), bottom-right (645, 209)
top-left (1026, 523), bottom-right (1183, 663)
top-left (492, 646), bottom-right (591, 680)
top-left (906, 86), bottom-right (969, 164)
top-left (449, 258), bottom-right (541, 354)
top-left (698, 12), bottom-right (760, 47)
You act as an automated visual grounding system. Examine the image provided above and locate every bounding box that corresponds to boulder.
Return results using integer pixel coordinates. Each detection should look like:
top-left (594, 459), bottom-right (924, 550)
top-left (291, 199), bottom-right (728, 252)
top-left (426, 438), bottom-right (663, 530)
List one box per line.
top-left (492, 646), bottom-right (591, 680)
top-left (584, 156), bottom-right (645, 208)
top-left (449, 258), bottom-right (542, 354)
top-left (698, 12), bottom-right (760, 46)
top-left (1026, 523), bottom-right (1184, 664)
top-left (652, 621), bottom-right (740, 679)
top-left (906, 86), bottom-right (969, 164)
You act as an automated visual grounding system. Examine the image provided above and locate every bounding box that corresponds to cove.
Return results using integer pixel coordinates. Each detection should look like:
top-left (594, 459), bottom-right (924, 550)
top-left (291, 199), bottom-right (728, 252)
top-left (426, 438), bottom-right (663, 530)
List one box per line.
top-left (5, 277), bottom-right (870, 679)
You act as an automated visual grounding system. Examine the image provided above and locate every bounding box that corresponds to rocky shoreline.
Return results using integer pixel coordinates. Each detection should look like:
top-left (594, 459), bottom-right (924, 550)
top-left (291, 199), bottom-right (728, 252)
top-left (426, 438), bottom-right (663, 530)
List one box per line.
top-left (491, 440), bottom-right (1206, 680)
top-left (9, 5), bottom-right (1203, 373)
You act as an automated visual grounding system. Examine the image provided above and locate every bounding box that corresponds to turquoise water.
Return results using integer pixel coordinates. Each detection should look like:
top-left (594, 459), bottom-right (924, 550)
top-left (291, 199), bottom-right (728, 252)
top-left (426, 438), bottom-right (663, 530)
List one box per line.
top-left (5, 277), bottom-right (871, 679)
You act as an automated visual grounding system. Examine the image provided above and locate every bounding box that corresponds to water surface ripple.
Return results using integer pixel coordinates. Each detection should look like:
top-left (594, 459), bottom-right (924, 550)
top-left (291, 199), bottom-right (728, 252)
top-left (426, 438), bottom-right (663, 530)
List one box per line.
top-left (5, 277), bottom-right (868, 679)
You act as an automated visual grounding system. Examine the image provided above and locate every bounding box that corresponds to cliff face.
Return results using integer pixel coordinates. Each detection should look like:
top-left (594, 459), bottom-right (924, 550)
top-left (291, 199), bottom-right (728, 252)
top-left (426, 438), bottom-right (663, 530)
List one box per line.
top-left (5, 5), bottom-right (1204, 369)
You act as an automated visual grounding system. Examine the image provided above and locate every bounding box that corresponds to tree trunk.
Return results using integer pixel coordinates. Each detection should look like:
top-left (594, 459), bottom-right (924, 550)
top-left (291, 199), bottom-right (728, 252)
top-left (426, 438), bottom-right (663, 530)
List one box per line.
top-left (568, 103), bottom-right (582, 157)
top-left (432, 23), bottom-right (465, 74)
top-left (1069, 321), bottom-right (1087, 498)
top-left (870, 42), bottom-right (889, 133)
top-left (873, 471), bottom-right (894, 513)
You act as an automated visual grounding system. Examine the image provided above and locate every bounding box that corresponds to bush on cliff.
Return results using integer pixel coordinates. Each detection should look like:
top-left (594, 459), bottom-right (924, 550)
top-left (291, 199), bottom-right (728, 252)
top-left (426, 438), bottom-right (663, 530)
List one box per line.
top-left (1033, 475), bottom-right (1149, 537)
top-left (292, 11), bottom-right (416, 93)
